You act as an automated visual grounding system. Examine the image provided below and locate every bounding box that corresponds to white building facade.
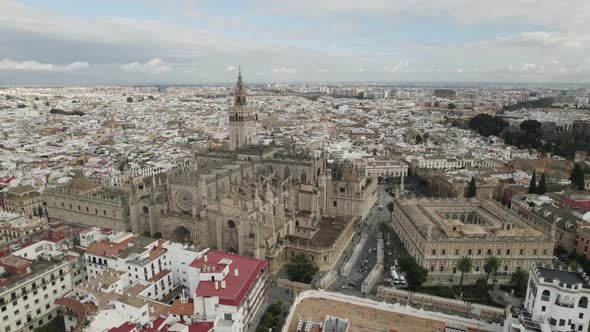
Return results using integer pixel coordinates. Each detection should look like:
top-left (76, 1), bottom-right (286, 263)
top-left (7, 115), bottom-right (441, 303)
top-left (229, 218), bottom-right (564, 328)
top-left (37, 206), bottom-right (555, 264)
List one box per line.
top-left (524, 263), bottom-right (590, 332)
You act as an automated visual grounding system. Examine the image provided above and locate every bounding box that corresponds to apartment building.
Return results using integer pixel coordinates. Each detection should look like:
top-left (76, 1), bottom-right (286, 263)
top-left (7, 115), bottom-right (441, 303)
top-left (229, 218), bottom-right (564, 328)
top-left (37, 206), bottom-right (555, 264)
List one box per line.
top-left (0, 240), bottom-right (80, 332)
top-left (523, 263), bottom-right (590, 332)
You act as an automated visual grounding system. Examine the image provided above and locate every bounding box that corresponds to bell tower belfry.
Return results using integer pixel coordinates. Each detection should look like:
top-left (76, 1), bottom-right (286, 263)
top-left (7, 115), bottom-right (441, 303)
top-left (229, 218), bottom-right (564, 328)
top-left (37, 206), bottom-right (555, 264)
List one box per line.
top-left (228, 67), bottom-right (255, 150)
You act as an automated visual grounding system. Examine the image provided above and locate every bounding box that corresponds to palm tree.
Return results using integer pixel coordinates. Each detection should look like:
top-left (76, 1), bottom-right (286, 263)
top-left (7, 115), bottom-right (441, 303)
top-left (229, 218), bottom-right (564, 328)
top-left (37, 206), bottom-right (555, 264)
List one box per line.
top-left (484, 256), bottom-right (500, 284)
top-left (457, 256), bottom-right (473, 291)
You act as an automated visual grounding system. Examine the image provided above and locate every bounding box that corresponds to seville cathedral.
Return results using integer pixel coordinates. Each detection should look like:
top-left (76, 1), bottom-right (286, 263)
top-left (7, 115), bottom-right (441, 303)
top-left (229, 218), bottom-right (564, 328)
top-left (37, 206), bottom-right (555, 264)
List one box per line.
top-left (46, 70), bottom-right (378, 274)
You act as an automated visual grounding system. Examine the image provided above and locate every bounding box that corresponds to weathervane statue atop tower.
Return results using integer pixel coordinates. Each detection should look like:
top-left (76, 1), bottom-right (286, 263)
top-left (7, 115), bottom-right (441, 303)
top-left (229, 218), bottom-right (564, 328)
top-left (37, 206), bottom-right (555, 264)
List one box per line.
top-left (228, 67), bottom-right (255, 150)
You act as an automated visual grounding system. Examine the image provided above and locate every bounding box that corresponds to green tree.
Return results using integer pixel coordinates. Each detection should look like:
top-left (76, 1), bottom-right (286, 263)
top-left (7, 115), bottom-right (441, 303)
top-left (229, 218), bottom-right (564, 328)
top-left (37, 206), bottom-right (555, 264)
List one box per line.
top-left (398, 257), bottom-right (428, 291)
top-left (466, 177), bottom-right (477, 198)
top-left (126, 96), bottom-right (133, 102)
top-left (285, 253), bottom-right (318, 284)
top-left (537, 173), bottom-right (547, 195)
top-left (511, 268), bottom-right (529, 297)
top-left (483, 256), bottom-right (500, 284)
top-left (529, 170), bottom-right (537, 194)
top-left (386, 201), bottom-right (395, 213)
top-left (457, 256), bottom-right (473, 291)
top-left (519, 120), bottom-right (542, 134)
top-left (256, 301), bottom-right (282, 332)
top-left (379, 222), bottom-right (389, 239)
top-left (570, 163), bottom-right (585, 190)
top-left (448, 103), bottom-right (456, 109)
top-left (469, 114), bottom-right (508, 137)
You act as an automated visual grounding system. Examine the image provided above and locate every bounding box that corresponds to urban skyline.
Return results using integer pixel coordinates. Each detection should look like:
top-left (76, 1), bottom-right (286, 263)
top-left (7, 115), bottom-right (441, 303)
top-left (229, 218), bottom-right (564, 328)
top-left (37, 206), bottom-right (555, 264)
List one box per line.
top-left (1, 0), bottom-right (590, 84)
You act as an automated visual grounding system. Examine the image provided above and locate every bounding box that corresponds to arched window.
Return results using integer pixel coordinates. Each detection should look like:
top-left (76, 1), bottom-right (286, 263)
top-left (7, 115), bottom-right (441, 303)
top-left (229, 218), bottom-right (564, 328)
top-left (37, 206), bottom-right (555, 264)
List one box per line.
top-left (228, 220), bottom-right (236, 229)
top-left (142, 206), bottom-right (149, 214)
top-left (541, 290), bottom-right (550, 301)
top-left (579, 297), bottom-right (588, 308)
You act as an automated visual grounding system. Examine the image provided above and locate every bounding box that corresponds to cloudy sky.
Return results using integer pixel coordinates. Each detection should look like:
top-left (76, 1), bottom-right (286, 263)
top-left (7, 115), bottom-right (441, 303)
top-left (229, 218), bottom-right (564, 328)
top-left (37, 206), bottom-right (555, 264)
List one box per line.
top-left (1, 0), bottom-right (589, 84)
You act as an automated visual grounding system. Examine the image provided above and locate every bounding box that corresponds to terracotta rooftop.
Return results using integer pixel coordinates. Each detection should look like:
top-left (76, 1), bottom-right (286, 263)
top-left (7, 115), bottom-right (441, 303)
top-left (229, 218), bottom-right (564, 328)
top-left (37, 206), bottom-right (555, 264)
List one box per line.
top-left (86, 237), bottom-right (136, 257)
top-left (6, 184), bottom-right (36, 194)
top-left (169, 300), bottom-right (194, 316)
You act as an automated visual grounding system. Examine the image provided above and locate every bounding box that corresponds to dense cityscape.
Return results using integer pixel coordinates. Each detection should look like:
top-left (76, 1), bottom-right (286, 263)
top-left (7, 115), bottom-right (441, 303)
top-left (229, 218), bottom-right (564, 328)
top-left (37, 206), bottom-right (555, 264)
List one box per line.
top-left (2, 1), bottom-right (590, 332)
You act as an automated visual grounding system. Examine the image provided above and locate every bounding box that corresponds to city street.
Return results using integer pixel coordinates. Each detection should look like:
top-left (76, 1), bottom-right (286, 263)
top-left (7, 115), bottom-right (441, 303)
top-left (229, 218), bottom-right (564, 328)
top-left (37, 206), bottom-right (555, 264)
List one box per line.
top-left (327, 184), bottom-right (406, 298)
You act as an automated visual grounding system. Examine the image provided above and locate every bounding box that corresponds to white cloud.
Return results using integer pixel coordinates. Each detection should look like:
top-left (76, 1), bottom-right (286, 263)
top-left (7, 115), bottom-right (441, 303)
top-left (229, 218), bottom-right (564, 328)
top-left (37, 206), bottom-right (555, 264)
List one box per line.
top-left (121, 58), bottom-right (171, 74)
top-left (0, 58), bottom-right (90, 71)
top-left (63, 61), bottom-right (89, 70)
top-left (0, 58), bottom-right (55, 70)
top-left (383, 60), bottom-right (409, 72)
top-left (225, 65), bottom-right (236, 72)
top-left (271, 66), bottom-right (296, 74)
top-left (356, 68), bottom-right (365, 73)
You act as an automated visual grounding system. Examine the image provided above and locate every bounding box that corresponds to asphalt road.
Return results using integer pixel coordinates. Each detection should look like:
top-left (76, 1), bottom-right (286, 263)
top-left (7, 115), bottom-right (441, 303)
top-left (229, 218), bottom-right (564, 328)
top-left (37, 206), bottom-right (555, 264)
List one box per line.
top-left (327, 184), bottom-right (402, 298)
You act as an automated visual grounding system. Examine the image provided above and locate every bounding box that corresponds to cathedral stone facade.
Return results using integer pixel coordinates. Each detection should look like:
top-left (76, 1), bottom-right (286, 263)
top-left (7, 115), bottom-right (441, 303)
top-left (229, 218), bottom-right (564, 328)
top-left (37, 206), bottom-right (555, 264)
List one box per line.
top-left (47, 72), bottom-right (377, 275)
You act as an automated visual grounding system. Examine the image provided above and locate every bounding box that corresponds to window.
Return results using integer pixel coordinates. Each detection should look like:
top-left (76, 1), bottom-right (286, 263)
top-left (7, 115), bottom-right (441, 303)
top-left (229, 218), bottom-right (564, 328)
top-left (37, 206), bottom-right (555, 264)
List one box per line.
top-left (432, 249), bottom-right (436, 255)
top-left (543, 249), bottom-right (547, 255)
top-left (559, 319), bottom-right (565, 326)
top-left (487, 249), bottom-right (492, 255)
top-left (497, 249), bottom-right (501, 255)
top-left (578, 297), bottom-right (588, 308)
top-left (519, 249), bottom-right (524, 255)
top-left (333, 201), bottom-right (337, 207)
top-left (533, 249), bottom-right (537, 255)
top-left (541, 290), bottom-right (550, 301)
top-left (579, 313), bottom-right (584, 319)
top-left (477, 249), bottom-right (482, 255)
top-left (442, 249), bottom-right (446, 255)
top-left (468, 249), bottom-right (472, 255)
top-left (430, 266), bottom-right (434, 272)
top-left (506, 249), bottom-right (511, 256)
top-left (541, 306), bottom-right (545, 312)
top-left (224, 313), bottom-right (232, 321)
top-left (454, 249), bottom-right (459, 255)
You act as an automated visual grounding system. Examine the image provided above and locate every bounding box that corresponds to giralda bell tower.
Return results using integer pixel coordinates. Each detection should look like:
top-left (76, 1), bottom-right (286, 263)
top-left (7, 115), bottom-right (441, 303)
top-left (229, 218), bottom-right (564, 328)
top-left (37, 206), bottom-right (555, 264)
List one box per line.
top-left (228, 68), bottom-right (255, 151)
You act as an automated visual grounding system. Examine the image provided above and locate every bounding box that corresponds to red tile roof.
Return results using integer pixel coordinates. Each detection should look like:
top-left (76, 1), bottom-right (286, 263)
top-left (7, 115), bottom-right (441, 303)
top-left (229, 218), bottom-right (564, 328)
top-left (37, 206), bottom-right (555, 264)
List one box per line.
top-left (188, 322), bottom-right (213, 332)
top-left (191, 250), bottom-right (266, 307)
top-left (562, 198), bottom-right (590, 212)
top-left (109, 322), bottom-right (137, 332)
top-left (141, 317), bottom-right (167, 332)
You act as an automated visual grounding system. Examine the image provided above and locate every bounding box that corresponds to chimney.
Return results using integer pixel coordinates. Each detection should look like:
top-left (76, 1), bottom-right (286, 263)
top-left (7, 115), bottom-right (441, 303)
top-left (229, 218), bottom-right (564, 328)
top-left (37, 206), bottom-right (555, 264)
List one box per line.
top-left (234, 268), bottom-right (239, 277)
top-left (215, 281), bottom-right (219, 290)
top-left (204, 254), bottom-right (208, 262)
top-left (221, 280), bottom-right (226, 289)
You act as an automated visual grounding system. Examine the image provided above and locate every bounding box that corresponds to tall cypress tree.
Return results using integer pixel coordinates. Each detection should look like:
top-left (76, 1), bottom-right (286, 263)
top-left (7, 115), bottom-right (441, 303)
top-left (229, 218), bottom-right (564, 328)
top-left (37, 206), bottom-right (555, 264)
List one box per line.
top-left (537, 173), bottom-right (547, 195)
top-left (570, 164), bottom-right (586, 191)
top-left (467, 176), bottom-right (477, 198)
top-left (529, 170), bottom-right (537, 194)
